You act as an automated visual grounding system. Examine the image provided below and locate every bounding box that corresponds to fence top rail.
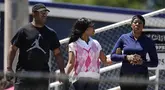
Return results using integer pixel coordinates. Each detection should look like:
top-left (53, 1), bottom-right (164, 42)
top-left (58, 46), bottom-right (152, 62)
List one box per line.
top-left (107, 75), bottom-right (157, 90)
top-left (49, 75), bottom-right (157, 88)
top-left (59, 8), bottom-right (165, 44)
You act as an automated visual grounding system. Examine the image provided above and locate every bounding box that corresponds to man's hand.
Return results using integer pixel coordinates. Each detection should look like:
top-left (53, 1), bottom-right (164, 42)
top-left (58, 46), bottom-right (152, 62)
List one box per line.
top-left (5, 69), bottom-right (14, 81)
top-left (56, 73), bottom-right (70, 90)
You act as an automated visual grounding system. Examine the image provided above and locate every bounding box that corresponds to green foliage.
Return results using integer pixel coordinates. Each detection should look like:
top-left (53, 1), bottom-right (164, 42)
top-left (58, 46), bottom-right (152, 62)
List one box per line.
top-left (93, 0), bottom-right (145, 9)
top-left (53, 0), bottom-right (164, 10)
top-left (55, 0), bottom-right (95, 5)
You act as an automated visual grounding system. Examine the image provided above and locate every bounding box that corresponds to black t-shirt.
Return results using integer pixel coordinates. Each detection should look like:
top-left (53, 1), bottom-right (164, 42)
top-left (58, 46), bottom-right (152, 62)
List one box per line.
top-left (11, 23), bottom-right (60, 72)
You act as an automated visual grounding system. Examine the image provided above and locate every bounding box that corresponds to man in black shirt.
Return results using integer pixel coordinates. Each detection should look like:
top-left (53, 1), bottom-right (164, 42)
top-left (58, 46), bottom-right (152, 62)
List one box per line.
top-left (7, 3), bottom-right (65, 90)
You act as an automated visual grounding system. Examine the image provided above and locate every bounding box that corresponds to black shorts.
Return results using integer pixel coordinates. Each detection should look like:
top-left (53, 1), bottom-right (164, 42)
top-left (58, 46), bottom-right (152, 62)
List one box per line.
top-left (14, 69), bottom-right (50, 90)
top-left (14, 78), bottom-right (49, 90)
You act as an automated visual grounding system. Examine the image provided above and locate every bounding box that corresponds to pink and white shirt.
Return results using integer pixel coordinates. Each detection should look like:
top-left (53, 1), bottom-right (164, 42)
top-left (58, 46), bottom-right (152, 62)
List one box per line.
top-left (69, 37), bottom-right (102, 79)
top-left (5, 86), bottom-right (14, 90)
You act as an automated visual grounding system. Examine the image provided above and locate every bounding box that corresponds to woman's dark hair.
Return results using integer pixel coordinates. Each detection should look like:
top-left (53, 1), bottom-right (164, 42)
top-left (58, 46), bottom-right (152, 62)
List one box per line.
top-left (131, 15), bottom-right (145, 26)
top-left (68, 17), bottom-right (94, 44)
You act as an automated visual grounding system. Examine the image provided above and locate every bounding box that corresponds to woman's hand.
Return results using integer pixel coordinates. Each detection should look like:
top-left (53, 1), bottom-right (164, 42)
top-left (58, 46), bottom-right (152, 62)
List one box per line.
top-left (133, 54), bottom-right (143, 65)
top-left (126, 54), bottom-right (143, 65)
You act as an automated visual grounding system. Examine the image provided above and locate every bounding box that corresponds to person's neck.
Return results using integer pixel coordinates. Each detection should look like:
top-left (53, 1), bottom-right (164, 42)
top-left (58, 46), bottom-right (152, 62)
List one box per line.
top-left (31, 20), bottom-right (44, 28)
top-left (133, 31), bottom-right (141, 40)
top-left (81, 35), bottom-right (89, 44)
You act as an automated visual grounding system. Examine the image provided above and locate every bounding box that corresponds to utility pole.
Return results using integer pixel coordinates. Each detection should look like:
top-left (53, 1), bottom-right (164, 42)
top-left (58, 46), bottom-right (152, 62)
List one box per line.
top-left (4, 0), bottom-right (29, 72)
top-left (4, 0), bottom-right (13, 73)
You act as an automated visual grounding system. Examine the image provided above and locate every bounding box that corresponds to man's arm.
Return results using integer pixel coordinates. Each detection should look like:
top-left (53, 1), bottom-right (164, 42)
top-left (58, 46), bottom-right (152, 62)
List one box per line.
top-left (53, 48), bottom-right (65, 74)
top-left (7, 45), bottom-right (18, 71)
top-left (53, 48), bottom-right (70, 90)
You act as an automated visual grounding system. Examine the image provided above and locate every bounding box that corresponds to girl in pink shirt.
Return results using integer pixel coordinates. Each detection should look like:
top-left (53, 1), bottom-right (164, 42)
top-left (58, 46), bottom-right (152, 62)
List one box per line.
top-left (65, 17), bottom-right (112, 90)
top-left (5, 86), bottom-right (14, 90)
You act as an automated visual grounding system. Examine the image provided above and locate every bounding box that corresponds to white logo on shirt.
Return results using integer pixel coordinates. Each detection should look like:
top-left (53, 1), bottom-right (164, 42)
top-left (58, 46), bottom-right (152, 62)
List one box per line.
top-left (26, 34), bottom-right (46, 54)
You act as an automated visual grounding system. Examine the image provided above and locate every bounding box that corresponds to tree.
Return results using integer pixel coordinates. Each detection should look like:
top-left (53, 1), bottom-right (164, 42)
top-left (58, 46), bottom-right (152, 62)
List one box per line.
top-left (53, 0), bottom-right (164, 10)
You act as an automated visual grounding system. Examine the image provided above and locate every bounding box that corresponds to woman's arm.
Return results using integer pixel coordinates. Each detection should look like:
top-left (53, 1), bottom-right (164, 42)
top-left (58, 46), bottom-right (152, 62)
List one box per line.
top-left (143, 40), bottom-right (158, 67)
top-left (100, 50), bottom-right (112, 65)
top-left (65, 51), bottom-right (75, 75)
top-left (111, 35), bottom-right (126, 62)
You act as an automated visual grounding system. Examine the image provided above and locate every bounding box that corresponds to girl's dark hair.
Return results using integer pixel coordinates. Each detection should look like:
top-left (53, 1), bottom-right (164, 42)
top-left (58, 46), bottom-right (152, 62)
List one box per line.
top-left (68, 17), bottom-right (94, 44)
top-left (131, 15), bottom-right (145, 26)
